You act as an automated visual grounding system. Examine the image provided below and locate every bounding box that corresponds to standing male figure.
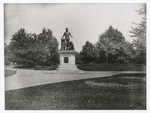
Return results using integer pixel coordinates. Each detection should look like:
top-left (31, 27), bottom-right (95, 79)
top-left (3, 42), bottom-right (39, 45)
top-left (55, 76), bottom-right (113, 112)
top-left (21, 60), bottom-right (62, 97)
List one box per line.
top-left (61, 28), bottom-right (73, 50)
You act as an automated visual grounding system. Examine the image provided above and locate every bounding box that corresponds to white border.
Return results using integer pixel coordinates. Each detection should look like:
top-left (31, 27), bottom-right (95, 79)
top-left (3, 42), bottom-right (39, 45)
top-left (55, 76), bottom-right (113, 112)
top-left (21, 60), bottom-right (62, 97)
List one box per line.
top-left (1, 0), bottom-right (150, 113)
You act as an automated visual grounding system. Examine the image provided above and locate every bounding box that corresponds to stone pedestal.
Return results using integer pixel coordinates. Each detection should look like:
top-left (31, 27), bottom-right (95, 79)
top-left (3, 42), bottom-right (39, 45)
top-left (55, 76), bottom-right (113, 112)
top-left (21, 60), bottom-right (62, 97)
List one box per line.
top-left (57, 50), bottom-right (80, 72)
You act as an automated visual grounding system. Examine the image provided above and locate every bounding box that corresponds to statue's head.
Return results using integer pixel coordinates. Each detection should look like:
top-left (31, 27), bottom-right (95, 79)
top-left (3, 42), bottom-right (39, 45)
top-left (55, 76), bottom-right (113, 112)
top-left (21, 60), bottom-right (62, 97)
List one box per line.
top-left (65, 28), bottom-right (68, 31)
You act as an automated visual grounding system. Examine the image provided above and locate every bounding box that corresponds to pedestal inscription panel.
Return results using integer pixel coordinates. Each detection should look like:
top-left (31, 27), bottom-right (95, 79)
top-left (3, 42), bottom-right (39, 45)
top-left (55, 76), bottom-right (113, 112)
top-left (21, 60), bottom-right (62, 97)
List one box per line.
top-left (64, 57), bottom-right (68, 63)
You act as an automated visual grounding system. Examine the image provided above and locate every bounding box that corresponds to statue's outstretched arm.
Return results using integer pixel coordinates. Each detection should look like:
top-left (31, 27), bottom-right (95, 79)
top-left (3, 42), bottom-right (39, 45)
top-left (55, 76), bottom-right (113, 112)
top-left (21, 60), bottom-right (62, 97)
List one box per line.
top-left (69, 32), bottom-right (73, 37)
top-left (61, 33), bottom-right (65, 39)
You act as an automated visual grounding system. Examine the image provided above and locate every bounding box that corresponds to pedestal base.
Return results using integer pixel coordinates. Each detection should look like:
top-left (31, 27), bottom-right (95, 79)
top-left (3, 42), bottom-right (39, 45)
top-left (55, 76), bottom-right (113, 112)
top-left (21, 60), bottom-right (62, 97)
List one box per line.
top-left (58, 64), bottom-right (79, 71)
top-left (57, 50), bottom-right (82, 73)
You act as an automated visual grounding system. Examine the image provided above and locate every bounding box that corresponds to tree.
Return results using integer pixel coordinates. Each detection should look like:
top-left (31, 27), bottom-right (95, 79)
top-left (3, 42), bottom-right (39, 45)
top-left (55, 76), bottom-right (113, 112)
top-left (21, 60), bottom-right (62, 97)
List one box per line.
top-left (8, 28), bottom-right (59, 67)
top-left (75, 52), bottom-right (82, 64)
top-left (80, 41), bottom-right (97, 63)
top-left (4, 43), bottom-right (11, 65)
top-left (130, 4), bottom-right (146, 64)
top-left (96, 25), bottom-right (129, 64)
top-left (37, 28), bottom-right (59, 66)
top-left (8, 28), bottom-right (35, 66)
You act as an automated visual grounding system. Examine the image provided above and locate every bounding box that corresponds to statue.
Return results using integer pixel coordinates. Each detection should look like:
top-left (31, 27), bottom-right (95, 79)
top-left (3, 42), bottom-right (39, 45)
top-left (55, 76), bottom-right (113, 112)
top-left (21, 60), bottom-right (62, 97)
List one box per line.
top-left (61, 28), bottom-right (74, 50)
top-left (66, 39), bottom-right (74, 50)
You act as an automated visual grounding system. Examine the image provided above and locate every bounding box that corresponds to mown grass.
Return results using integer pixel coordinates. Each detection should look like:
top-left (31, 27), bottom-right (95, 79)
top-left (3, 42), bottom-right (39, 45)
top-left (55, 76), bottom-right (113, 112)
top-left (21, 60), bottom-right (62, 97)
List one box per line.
top-left (5, 73), bottom-right (146, 110)
top-left (5, 70), bottom-right (16, 77)
top-left (11, 65), bottom-right (59, 70)
top-left (11, 63), bottom-right (146, 71)
top-left (77, 63), bottom-right (146, 71)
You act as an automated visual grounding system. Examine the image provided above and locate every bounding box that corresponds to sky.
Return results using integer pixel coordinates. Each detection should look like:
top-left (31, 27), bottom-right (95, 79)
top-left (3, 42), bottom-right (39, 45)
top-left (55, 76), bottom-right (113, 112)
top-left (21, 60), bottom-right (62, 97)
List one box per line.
top-left (4, 3), bottom-right (144, 52)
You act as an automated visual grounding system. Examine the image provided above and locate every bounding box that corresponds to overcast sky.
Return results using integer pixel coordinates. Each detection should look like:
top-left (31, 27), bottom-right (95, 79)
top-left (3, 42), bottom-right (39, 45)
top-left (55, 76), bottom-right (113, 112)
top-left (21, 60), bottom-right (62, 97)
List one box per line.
top-left (4, 3), bottom-right (144, 52)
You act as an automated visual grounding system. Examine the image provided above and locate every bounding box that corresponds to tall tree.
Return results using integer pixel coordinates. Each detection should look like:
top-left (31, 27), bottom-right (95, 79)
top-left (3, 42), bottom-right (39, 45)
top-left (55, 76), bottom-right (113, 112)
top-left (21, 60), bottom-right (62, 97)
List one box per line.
top-left (80, 41), bottom-right (97, 63)
top-left (8, 28), bottom-right (59, 67)
top-left (130, 4), bottom-right (146, 64)
top-left (37, 28), bottom-right (59, 66)
top-left (96, 25), bottom-right (129, 64)
top-left (8, 28), bottom-right (35, 66)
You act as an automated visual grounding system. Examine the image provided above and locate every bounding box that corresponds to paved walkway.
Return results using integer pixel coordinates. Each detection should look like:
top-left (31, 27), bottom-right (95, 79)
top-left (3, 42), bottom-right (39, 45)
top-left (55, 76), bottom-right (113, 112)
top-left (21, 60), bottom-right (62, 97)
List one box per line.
top-left (5, 69), bottom-right (146, 91)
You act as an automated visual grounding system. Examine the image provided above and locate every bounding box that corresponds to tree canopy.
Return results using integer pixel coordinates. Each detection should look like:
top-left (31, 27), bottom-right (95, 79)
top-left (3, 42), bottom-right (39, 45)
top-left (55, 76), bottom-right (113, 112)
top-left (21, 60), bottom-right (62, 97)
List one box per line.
top-left (80, 41), bottom-right (97, 63)
top-left (7, 28), bottom-right (59, 67)
top-left (95, 25), bottom-right (130, 64)
top-left (130, 4), bottom-right (146, 64)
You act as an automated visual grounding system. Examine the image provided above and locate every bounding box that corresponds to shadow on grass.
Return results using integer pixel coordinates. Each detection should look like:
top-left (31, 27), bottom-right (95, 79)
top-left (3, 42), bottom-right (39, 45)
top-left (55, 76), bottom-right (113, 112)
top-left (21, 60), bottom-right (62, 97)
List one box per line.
top-left (5, 73), bottom-right (146, 110)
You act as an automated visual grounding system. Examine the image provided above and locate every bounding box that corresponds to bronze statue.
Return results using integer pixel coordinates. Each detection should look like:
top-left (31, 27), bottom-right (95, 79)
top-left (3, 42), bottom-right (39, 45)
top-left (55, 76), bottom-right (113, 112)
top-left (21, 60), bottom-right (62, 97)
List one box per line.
top-left (61, 28), bottom-right (74, 50)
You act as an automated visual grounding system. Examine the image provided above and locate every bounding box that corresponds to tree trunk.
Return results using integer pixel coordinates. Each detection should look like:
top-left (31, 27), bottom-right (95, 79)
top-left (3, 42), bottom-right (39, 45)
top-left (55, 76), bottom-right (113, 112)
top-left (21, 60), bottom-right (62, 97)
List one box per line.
top-left (106, 53), bottom-right (108, 65)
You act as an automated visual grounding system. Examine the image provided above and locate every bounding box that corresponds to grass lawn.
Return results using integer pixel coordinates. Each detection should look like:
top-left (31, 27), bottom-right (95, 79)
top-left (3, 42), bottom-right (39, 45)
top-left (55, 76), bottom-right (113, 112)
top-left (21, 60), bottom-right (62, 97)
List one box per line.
top-left (5, 73), bottom-right (146, 110)
top-left (5, 70), bottom-right (16, 77)
top-left (34, 65), bottom-right (59, 70)
top-left (12, 65), bottom-right (59, 70)
top-left (77, 63), bottom-right (146, 71)
top-left (11, 63), bottom-right (146, 71)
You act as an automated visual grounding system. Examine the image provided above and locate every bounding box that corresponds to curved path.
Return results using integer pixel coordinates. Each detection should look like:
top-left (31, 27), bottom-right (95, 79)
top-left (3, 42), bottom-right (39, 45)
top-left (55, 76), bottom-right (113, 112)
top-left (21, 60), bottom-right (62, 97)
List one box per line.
top-left (5, 69), bottom-right (145, 91)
